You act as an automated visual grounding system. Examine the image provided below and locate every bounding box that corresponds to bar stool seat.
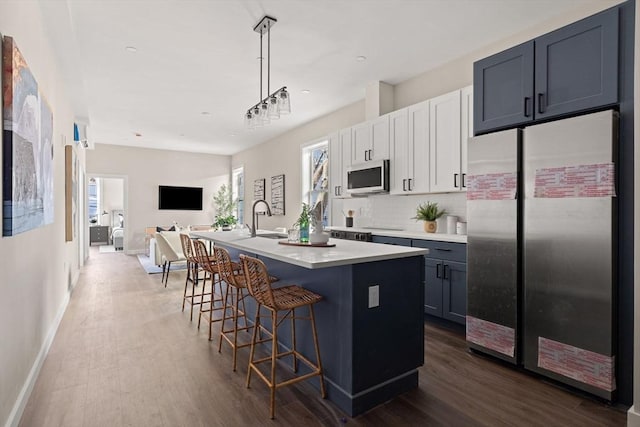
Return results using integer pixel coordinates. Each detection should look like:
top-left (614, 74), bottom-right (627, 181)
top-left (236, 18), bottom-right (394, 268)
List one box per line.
top-left (240, 254), bottom-right (326, 419)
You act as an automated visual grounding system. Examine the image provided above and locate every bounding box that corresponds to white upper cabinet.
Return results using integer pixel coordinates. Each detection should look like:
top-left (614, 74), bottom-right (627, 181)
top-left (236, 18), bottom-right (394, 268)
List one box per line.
top-left (390, 101), bottom-right (430, 195)
top-left (352, 115), bottom-right (390, 164)
top-left (429, 89), bottom-right (462, 193)
top-left (460, 85), bottom-right (473, 189)
top-left (409, 101), bottom-right (430, 193)
top-left (329, 128), bottom-right (352, 199)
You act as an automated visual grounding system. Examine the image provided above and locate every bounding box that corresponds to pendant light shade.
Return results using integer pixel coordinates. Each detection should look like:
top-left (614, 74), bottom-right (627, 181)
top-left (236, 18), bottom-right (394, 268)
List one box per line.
top-left (245, 16), bottom-right (291, 128)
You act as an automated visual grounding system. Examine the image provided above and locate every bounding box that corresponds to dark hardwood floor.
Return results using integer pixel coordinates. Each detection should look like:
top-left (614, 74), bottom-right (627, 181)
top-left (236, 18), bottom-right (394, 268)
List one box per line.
top-left (18, 248), bottom-right (627, 426)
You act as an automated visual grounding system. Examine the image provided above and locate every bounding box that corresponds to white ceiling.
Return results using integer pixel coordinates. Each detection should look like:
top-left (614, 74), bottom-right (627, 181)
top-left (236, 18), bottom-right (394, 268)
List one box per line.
top-left (43, 0), bottom-right (606, 155)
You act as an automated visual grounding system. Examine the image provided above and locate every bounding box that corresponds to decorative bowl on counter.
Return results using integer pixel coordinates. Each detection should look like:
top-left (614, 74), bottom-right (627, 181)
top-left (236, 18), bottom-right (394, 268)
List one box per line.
top-left (309, 231), bottom-right (330, 244)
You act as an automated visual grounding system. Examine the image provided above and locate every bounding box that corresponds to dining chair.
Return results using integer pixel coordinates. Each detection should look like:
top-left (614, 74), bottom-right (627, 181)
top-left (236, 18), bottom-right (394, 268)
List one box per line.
top-left (154, 232), bottom-right (186, 287)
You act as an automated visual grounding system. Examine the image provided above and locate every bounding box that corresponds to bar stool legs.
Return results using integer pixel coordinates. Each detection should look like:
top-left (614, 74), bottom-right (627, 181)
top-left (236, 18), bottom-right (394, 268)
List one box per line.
top-left (245, 303), bottom-right (326, 419)
top-left (218, 284), bottom-right (251, 371)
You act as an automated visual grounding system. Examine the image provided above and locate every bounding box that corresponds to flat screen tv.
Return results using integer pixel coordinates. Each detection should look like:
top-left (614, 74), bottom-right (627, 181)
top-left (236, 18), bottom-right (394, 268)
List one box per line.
top-left (158, 186), bottom-right (203, 210)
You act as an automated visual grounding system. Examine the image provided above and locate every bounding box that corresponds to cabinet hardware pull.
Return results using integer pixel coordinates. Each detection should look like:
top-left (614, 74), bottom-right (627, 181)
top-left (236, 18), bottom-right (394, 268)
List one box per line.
top-left (538, 93), bottom-right (545, 114)
top-left (462, 173), bottom-right (466, 188)
top-left (524, 97), bottom-right (530, 117)
top-left (402, 179), bottom-right (407, 191)
top-left (435, 248), bottom-right (452, 252)
top-left (334, 186), bottom-right (337, 196)
top-left (436, 264), bottom-right (441, 279)
top-left (364, 150), bottom-right (369, 161)
top-left (338, 186), bottom-right (341, 196)
top-left (454, 173), bottom-right (459, 188)
top-left (444, 264), bottom-right (449, 280)
top-left (408, 178), bottom-right (412, 191)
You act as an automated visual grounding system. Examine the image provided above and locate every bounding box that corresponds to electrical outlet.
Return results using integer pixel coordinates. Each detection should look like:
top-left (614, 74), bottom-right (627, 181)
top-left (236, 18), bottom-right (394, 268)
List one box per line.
top-left (368, 285), bottom-right (379, 308)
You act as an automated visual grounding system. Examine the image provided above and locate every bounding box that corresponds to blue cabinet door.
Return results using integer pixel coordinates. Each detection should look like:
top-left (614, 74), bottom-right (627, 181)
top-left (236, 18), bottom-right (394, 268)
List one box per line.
top-left (535, 7), bottom-right (618, 120)
top-left (473, 41), bottom-right (534, 134)
top-left (443, 260), bottom-right (467, 325)
top-left (424, 258), bottom-right (443, 317)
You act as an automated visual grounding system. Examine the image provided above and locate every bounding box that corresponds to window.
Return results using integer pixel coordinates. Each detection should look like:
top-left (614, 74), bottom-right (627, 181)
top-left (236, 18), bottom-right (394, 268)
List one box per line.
top-left (301, 140), bottom-right (329, 227)
top-left (232, 167), bottom-right (244, 223)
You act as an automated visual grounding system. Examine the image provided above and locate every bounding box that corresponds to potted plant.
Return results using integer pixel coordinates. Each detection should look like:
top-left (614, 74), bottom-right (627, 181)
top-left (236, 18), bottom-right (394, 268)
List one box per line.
top-left (413, 202), bottom-right (446, 233)
top-left (213, 184), bottom-right (237, 231)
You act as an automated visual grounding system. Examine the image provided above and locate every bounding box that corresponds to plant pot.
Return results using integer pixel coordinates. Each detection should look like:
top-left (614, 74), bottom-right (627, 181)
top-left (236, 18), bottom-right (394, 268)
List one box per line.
top-left (423, 221), bottom-right (437, 233)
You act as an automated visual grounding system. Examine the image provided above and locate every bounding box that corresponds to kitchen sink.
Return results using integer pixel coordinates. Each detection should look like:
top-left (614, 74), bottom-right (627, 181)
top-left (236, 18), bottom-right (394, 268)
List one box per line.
top-left (256, 233), bottom-right (287, 239)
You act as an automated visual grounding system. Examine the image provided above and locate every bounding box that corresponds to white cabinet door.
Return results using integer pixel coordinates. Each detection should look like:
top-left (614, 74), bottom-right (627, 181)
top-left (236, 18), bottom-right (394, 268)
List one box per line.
top-left (408, 100), bottom-right (430, 193)
top-left (389, 109), bottom-right (409, 195)
top-left (352, 122), bottom-right (370, 164)
top-left (429, 89), bottom-right (461, 193)
top-left (370, 115), bottom-right (390, 161)
top-left (339, 127), bottom-right (352, 198)
top-left (460, 85), bottom-right (473, 190)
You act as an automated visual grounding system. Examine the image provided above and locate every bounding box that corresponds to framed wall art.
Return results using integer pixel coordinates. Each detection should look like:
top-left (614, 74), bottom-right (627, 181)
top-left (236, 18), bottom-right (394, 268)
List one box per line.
top-left (2, 35), bottom-right (54, 236)
top-left (271, 174), bottom-right (285, 215)
top-left (253, 178), bottom-right (265, 201)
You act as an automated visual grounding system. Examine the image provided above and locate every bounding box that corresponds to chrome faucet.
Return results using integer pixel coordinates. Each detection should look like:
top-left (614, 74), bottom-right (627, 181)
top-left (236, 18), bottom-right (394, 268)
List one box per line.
top-left (250, 199), bottom-right (272, 237)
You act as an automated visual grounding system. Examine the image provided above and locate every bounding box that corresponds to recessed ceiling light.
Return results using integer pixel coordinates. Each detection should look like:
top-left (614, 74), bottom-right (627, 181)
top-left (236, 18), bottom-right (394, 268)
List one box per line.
top-left (229, 134), bottom-right (236, 137)
top-left (356, 55), bottom-right (367, 62)
top-left (301, 89), bottom-right (311, 94)
top-left (125, 46), bottom-right (138, 53)
top-left (180, 133), bottom-right (185, 137)
top-left (201, 111), bottom-right (210, 115)
top-left (134, 132), bottom-right (142, 137)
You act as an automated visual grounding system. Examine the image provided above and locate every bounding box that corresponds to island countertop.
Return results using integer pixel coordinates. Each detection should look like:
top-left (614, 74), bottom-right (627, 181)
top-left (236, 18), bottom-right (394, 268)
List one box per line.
top-left (190, 230), bottom-right (428, 269)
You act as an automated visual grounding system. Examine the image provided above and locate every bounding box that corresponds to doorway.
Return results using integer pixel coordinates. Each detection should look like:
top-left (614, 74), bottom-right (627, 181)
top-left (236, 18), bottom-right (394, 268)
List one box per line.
top-left (87, 175), bottom-right (127, 254)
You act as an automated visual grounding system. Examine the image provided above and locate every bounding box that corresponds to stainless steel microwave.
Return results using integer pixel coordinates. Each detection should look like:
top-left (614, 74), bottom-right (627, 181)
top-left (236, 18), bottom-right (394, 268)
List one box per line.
top-left (346, 159), bottom-right (390, 194)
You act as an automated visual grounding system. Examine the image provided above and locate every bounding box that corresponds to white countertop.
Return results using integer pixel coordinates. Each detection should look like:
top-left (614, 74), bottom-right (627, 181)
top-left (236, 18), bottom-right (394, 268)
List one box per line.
top-left (328, 226), bottom-right (468, 244)
top-left (190, 230), bottom-right (428, 270)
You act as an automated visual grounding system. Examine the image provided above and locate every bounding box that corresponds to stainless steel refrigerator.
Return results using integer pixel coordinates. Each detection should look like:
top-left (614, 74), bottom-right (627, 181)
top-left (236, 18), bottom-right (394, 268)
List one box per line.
top-left (466, 110), bottom-right (617, 400)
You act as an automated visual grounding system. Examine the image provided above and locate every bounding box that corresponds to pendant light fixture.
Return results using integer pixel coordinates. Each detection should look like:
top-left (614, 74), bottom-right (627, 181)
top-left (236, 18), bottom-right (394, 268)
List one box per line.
top-left (245, 16), bottom-right (290, 129)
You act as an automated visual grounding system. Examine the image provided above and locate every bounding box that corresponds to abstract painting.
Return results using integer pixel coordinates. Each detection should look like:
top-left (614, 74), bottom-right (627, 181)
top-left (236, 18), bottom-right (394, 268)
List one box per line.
top-left (2, 36), bottom-right (54, 236)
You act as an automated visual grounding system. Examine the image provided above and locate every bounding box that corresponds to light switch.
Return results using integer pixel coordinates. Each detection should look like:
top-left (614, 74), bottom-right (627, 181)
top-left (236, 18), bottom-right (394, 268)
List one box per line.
top-left (368, 285), bottom-right (379, 308)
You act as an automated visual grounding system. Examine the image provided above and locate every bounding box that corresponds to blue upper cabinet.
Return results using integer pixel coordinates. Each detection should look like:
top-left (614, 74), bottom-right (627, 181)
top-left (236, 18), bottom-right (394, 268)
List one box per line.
top-left (474, 6), bottom-right (619, 135)
top-left (474, 41), bottom-right (534, 133)
top-left (535, 7), bottom-right (618, 119)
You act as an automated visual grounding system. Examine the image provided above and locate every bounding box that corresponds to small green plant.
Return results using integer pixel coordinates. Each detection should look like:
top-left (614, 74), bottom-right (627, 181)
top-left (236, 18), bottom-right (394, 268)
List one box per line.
top-left (213, 184), bottom-right (237, 228)
top-left (295, 203), bottom-right (311, 228)
top-left (413, 202), bottom-right (446, 222)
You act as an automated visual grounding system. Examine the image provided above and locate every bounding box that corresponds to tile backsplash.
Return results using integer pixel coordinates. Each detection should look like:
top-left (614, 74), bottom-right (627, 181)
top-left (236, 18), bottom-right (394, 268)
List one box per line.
top-left (331, 192), bottom-right (467, 232)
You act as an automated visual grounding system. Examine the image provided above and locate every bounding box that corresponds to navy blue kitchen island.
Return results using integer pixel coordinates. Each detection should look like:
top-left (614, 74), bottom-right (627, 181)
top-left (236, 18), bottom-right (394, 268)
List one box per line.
top-left (191, 230), bottom-right (427, 416)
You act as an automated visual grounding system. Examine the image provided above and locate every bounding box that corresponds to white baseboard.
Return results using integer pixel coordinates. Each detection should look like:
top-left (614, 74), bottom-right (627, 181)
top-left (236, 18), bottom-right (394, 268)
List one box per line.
top-left (629, 405), bottom-right (640, 427)
top-left (4, 275), bottom-right (76, 427)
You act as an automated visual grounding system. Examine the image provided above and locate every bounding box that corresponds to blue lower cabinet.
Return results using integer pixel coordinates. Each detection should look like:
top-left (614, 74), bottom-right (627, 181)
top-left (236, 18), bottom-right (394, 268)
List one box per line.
top-left (411, 240), bottom-right (468, 325)
top-left (442, 260), bottom-right (467, 324)
top-left (424, 258), bottom-right (443, 317)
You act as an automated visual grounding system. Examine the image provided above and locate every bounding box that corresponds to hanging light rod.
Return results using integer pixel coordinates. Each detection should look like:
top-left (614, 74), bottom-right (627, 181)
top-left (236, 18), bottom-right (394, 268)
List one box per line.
top-left (245, 15), bottom-right (291, 129)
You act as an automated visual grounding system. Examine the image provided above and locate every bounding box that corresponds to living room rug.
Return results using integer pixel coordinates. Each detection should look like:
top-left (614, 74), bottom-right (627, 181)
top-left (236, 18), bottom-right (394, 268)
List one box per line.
top-left (136, 254), bottom-right (187, 274)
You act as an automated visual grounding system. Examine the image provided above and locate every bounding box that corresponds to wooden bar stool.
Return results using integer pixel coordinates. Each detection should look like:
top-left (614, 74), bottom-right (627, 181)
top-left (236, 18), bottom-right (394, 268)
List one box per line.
top-left (192, 239), bottom-right (227, 340)
top-left (240, 254), bottom-right (326, 419)
top-left (214, 247), bottom-right (278, 371)
top-left (179, 234), bottom-right (212, 321)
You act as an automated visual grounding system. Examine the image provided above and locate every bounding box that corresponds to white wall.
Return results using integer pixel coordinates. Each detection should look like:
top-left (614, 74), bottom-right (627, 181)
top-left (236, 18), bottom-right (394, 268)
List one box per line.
top-left (99, 177), bottom-right (124, 226)
top-left (0, 2), bottom-right (84, 426)
top-left (86, 144), bottom-right (231, 253)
